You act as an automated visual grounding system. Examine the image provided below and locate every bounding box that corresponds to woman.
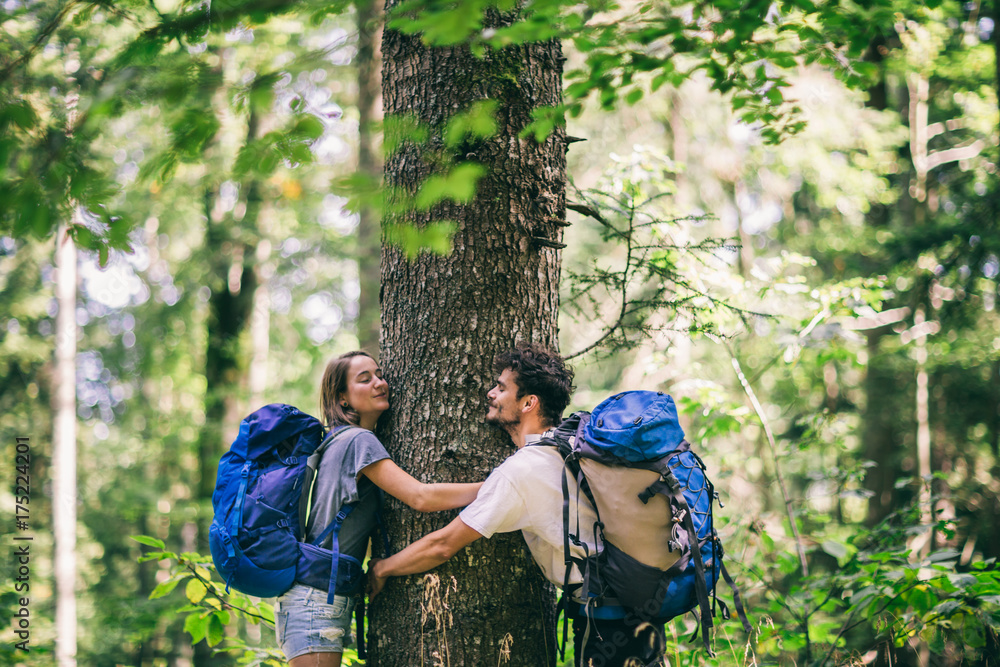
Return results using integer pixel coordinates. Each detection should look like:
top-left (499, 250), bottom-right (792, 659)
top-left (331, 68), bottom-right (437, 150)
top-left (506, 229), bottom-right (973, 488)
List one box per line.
top-left (275, 350), bottom-right (482, 666)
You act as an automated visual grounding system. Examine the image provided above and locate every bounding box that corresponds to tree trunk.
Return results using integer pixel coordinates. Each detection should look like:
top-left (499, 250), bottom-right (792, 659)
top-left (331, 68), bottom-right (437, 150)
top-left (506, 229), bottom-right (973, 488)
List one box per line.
top-left (913, 307), bottom-right (932, 554)
top-left (863, 332), bottom-right (902, 526)
top-left (194, 157), bottom-right (260, 667)
top-left (370, 10), bottom-right (566, 666)
top-left (994, 0), bottom-right (999, 138)
top-left (195, 187), bottom-right (257, 503)
top-left (355, 0), bottom-right (384, 354)
top-left (53, 222), bottom-right (78, 667)
top-left (248, 238), bottom-right (271, 411)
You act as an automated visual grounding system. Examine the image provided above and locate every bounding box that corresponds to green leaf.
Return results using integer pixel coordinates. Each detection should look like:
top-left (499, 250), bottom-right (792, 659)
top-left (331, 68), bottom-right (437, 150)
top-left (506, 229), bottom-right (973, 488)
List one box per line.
top-left (29, 201), bottom-right (52, 239)
top-left (149, 577), bottom-right (183, 600)
top-left (385, 220), bottom-right (457, 259)
top-left (926, 551), bottom-right (961, 563)
top-left (520, 105), bottom-right (566, 143)
top-left (382, 114), bottom-right (429, 157)
top-left (822, 540), bottom-right (848, 560)
top-left (776, 552), bottom-right (800, 575)
top-left (132, 535), bottom-right (166, 549)
top-left (0, 99), bottom-right (38, 132)
top-left (444, 99), bottom-right (498, 148)
top-left (185, 612), bottom-right (210, 644)
top-left (258, 602), bottom-right (276, 625)
top-left (625, 89), bottom-right (644, 105)
top-left (186, 578), bottom-right (208, 604)
top-left (415, 163), bottom-right (486, 210)
top-left (930, 599), bottom-right (963, 617)
top-left (907, 586), bottom-right (936, 615)
top-left (137, 551), bottom-right (174, 563)
top-left (946, 573), bottom-right (977, 589)
top-left (249, 72), bottom-right (281, 112)
top-left (331, 171), bottom-right (385, 216)
top-left (389, 0), bottom-right (486, 45)
top-left (171, 108), bottom-right (221, 161)
top-left (293, 115), bottom-right (325, 142)
top-left (207, 613), bottom-right (226, 646)
top-left (849, 585), bottom-right (877, 606)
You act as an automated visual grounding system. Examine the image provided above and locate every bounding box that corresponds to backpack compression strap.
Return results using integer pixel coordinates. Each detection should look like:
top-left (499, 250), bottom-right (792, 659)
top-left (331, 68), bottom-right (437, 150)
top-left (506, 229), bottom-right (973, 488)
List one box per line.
top-left (720, 561), bottom-right (752, 633)
top-left (311, 504), bottom-right (356, 605)
top-left (662, 468), bottom-right (716, 655)
top-left (220, 461), bottom-right (255, 591)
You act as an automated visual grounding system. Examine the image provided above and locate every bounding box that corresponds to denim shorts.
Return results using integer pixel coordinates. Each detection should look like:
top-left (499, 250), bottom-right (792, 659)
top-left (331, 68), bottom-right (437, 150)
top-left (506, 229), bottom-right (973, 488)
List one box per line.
top-left (275, 584), bottom-right (357, 659)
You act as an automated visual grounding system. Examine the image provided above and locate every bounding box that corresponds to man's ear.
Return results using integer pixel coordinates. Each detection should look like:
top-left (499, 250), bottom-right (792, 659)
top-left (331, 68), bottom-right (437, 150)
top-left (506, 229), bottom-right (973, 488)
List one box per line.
top-left (521, 395), bottom-right (539, 414)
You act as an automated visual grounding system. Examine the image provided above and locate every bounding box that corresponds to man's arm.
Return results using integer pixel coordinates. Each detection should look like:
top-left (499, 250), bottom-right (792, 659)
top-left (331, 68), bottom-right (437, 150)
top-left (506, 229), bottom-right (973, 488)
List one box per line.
top-left (369, 516), bottom-right (482, 597)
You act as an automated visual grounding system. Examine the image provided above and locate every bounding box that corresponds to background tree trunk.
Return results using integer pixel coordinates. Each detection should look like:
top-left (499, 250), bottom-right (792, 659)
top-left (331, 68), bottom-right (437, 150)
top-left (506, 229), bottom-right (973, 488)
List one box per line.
top-left (369, 9), bottom-right (567, 665)
top-left (355, 0), bottom-right (384, 354)
top-left (862, 332), bottom-right (903, 526)
top-left (193, 110), bottom-right (264, 666)
top-left (994, 0), bottom-right (999, 136)
top-left (53, 222), bottom-right (77, 667)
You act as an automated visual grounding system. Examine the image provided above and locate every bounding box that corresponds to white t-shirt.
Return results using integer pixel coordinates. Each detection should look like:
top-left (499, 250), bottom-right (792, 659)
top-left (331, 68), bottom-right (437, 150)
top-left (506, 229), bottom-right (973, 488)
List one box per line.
top-left (459, 437), bottom-right (601, 590)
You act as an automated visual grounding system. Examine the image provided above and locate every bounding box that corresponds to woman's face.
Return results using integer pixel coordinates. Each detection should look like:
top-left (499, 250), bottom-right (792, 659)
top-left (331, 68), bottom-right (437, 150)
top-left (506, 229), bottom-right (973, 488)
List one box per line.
top-left (341, 355), bottom-right (389, 425)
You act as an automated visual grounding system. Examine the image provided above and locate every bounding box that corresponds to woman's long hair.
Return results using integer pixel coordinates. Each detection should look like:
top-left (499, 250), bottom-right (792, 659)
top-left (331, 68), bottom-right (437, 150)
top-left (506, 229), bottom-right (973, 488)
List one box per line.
top-left (320, 350), bottom-right (375, 429)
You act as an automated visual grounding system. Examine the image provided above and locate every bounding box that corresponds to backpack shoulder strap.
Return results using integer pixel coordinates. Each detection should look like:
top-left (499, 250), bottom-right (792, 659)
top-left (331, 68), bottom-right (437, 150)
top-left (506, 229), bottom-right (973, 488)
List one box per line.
top-left (298, 425), bottom-right (365, 537)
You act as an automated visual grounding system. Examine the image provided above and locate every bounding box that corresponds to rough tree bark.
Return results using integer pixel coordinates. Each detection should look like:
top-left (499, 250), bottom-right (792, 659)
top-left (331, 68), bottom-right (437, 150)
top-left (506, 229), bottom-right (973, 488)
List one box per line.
top-left (369, 9), bottom-right (567, 666)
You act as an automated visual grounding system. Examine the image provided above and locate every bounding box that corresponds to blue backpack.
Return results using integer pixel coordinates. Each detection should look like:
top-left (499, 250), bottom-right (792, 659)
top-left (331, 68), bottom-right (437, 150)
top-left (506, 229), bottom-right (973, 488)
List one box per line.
top-left (208, 404), bottom-right (371, 604)
top-left (537, 391), bottom-right (751, 656)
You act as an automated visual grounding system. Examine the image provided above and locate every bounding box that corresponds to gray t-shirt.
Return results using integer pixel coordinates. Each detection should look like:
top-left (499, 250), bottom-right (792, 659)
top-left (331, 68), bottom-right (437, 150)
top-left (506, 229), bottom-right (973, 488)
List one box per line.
top-left (305, 427), bottom-right (391, 563)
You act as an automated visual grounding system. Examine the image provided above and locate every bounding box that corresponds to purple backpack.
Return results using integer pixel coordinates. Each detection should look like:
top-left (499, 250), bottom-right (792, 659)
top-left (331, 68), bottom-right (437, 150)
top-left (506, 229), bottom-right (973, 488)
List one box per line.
top-left (208, 404), bottom-right (366, 603)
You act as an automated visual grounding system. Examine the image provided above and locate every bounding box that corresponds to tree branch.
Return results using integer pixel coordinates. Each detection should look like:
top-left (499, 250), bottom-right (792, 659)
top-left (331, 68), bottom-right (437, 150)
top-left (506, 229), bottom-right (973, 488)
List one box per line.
top-left (565, 200), bottom-right (636, 361)
top-left (730, 349), bottom-right (813, 660)
top-left (926, 140), bottom-right (984, 171)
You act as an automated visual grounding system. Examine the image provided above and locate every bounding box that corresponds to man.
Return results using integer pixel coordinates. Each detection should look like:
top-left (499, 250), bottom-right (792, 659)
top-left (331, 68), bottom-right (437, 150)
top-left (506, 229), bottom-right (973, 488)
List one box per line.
top-left (369, 342), bottom-right (665, 667)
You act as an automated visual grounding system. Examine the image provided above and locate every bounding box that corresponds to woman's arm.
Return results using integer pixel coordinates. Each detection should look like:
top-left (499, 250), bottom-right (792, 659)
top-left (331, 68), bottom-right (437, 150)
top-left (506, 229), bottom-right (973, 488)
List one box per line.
top-left (360, 459), bottom-right (482, 512)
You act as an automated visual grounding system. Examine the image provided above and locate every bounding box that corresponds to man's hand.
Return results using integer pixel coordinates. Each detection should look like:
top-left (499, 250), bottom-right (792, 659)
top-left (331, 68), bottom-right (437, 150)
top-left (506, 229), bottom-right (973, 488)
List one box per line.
top-left (364, 517), bottom-right (482, 600)
top-left (367, 558), bottom-right (388, 599)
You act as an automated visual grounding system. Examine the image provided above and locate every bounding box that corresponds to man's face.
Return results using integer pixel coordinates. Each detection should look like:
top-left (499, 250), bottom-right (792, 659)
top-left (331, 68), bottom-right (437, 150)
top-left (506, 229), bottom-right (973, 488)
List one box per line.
top-left (485, 368), bottom-right (522, 430)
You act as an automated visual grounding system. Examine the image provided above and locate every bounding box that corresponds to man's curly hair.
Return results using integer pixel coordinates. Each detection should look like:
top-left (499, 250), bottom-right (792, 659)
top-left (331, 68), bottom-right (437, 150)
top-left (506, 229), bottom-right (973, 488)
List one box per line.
top-left (494, 342), bottom-right (575, 428)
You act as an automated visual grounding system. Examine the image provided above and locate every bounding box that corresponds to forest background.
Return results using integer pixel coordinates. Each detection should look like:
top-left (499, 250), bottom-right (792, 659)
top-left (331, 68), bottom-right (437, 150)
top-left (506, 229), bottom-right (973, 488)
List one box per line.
top-left (1, 0), bottom-right (999, 665)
